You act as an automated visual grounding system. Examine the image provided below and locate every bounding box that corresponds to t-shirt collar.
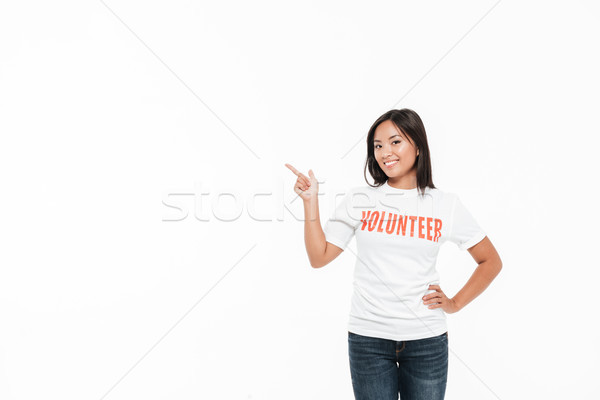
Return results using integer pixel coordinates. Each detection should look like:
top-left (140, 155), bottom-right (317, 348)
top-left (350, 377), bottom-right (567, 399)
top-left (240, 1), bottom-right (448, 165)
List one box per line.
top-left (379, 180), bottom-right (425, 197)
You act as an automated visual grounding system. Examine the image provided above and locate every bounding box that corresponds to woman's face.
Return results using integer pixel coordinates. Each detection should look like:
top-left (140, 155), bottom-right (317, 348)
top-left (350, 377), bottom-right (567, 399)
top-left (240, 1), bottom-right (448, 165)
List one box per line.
top-left (373, 120), bottom-right (419, 184)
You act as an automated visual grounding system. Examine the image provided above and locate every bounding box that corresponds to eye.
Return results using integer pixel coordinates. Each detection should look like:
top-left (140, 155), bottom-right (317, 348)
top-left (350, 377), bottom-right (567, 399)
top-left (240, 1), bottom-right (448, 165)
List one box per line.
top-left (374, 140), bottom-right (401, 149)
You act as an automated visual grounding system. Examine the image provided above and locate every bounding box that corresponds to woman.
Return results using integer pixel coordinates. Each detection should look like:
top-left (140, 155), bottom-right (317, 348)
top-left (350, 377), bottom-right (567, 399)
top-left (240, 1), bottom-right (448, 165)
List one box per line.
top-left (285, 108), bottom-right (502, 400)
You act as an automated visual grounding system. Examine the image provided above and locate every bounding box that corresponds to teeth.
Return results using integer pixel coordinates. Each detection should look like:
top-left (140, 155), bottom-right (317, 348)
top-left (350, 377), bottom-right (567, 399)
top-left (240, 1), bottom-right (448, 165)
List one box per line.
top-left (384, 160), bottom-right (398, 166)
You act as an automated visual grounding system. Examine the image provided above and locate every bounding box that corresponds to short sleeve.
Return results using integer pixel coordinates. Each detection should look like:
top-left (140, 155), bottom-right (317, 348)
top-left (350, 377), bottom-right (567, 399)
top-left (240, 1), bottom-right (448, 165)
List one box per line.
top-left (447, 195), bottom-right (486, 250)
top-left (323, 190), bottom-right (359, 251)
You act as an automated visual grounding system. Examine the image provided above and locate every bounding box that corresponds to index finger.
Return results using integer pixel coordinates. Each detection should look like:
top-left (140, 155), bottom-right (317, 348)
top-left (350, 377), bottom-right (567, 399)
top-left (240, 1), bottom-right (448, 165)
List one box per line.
top-left (284, 163), bottom-right (301, 176)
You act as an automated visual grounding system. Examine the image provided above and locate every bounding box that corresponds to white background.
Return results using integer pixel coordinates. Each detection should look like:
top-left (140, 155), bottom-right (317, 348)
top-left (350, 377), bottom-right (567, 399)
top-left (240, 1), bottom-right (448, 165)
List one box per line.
top-left (1, 1), bottom-right (599, 399)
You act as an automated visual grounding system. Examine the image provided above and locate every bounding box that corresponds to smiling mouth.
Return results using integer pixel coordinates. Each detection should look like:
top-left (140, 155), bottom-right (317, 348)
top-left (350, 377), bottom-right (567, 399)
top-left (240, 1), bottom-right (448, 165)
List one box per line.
top-left (383, 160), bottom-right (399, 168)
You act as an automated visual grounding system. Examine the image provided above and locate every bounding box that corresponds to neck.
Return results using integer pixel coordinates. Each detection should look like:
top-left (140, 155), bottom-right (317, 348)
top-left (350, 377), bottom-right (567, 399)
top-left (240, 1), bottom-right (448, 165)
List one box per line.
top-left (386, 176), bottom-right (418, 190)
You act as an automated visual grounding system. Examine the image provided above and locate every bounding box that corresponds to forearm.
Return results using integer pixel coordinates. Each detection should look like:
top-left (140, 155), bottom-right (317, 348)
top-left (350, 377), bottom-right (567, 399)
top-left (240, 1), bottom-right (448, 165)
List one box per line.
top-left (303, 198), bottom-right (327, 267)
top-left (452, 260), bottom-right (502, 311)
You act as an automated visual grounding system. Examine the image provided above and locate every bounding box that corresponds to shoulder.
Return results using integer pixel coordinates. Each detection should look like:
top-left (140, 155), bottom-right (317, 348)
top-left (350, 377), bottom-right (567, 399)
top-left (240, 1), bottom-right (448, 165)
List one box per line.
top-left (425, 187), bottom-right (461, 211)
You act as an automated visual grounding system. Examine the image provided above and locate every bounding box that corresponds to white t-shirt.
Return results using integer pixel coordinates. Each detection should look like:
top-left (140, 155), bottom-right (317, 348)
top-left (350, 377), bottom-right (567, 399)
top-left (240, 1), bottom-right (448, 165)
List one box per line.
top-left (323, 181), bottom-right (486, 341)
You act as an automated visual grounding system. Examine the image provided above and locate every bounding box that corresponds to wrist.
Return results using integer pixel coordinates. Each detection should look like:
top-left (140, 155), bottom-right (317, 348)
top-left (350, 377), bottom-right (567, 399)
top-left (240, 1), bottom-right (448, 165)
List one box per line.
top-left (303, 197), bottom-right (319, 221)
top-left (303, 196), bottom-right (319, 207)
top-left (451, 296), bottom-right (463, 312)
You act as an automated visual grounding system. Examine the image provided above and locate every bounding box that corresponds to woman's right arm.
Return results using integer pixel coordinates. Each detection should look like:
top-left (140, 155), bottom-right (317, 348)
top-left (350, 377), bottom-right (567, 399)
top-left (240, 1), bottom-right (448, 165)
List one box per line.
top-left (285, 164), bottom-right (344, 268)
top-left (303, 197), bottom-right (343, 268)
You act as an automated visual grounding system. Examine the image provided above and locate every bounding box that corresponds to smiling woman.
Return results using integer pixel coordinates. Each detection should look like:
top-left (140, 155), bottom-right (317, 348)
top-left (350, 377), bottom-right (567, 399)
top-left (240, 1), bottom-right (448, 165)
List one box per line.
top-left (286, 108), bottom-right (502, 400)
top-left (365, 109), bottom-right (434, 194)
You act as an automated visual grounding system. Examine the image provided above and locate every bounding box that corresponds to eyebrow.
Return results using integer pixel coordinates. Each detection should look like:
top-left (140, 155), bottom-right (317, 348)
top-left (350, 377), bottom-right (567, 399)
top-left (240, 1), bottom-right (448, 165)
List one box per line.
top-left (373, 134), bottom-right (401, 143)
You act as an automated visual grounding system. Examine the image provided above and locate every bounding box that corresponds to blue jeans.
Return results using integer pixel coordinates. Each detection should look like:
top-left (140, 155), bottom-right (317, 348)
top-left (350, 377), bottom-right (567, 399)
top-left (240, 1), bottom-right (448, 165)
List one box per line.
top-left (348, 331), bottom-right (448, 400)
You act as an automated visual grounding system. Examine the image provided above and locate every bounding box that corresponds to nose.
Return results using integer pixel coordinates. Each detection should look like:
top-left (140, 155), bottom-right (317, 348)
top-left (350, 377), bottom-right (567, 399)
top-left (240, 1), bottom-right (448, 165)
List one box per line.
top-left (382, 144), bottom-right (392, 157)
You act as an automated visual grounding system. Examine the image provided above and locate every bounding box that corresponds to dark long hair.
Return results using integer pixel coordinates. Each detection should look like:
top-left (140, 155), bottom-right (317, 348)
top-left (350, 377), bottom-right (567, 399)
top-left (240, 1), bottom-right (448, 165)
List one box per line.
top-left (364, 109), bottom-right (435, 196)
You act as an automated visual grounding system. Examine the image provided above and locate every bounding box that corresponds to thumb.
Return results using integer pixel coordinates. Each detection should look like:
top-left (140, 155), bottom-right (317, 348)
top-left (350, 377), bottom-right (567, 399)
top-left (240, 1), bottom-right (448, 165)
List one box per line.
top-left (308, 169), bottom-right (316, 180)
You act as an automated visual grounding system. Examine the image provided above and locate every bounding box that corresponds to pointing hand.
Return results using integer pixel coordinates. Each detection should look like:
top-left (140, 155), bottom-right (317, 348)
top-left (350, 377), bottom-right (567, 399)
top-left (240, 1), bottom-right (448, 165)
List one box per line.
top-left (284, 163), bottom-right (319, 202)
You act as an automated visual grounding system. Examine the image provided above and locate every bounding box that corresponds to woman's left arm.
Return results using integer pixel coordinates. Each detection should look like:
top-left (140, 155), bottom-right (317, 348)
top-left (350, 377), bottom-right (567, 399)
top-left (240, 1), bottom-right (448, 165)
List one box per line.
top-left (424, 236), bottom-right (502, 313)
